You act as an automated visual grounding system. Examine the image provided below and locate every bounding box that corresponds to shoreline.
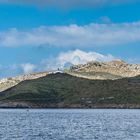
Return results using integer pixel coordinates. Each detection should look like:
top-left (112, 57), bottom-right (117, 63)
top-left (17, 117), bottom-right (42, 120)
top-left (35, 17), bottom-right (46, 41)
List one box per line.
top-left (0, 106), bottom-right (140, 109)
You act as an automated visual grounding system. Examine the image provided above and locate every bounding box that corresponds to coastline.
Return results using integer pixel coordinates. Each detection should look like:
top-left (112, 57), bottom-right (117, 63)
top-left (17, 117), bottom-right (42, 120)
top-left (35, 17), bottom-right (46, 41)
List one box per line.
top-left (0, 102), bottom-right (140, 109)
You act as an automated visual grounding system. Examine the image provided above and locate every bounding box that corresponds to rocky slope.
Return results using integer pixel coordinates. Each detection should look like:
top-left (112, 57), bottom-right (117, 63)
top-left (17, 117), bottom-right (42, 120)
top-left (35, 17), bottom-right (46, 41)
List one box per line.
top-left (69, 60), bottom-right (140, 80)
top-left (0, 72), bottom-right (48, 92)
top-left (0, 73), bottom-right (140, 108)
top-left (1, 60), bottom-right (140, 92)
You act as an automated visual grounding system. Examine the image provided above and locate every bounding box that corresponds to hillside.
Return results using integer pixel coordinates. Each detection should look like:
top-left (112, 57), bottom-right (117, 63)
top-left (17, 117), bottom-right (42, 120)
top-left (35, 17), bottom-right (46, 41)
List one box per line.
top-left (0, 72), bottom-right (48, 92)
top-left (0, 73), bottom-right (140, 108)
top-left (68, 60), bottom-right (140, 80)
top-left (1, 60), bottom-right (140, 92)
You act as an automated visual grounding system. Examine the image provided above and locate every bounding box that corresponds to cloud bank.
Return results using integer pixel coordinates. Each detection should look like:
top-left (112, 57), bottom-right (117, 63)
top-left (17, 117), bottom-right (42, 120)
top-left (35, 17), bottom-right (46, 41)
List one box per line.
top-left (0, 0), bottom-right (136, 8)
top-left (1, 21), bottom-right (140, 48)
top-left (42, 49), bottom-right (115, 70)
top-left (5, 49), bottom-right (115, 73)
top-left (0, 49), bottom-right (116, 78)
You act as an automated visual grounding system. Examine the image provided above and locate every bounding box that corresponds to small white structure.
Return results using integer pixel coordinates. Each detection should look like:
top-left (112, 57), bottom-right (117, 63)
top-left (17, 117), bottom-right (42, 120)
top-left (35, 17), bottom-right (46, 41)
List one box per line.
top-left (48, 70), bottom-right (63, 74)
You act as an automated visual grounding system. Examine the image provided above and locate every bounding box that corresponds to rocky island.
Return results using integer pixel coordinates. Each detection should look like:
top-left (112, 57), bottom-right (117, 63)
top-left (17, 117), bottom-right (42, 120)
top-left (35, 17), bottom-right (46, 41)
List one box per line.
top-left (0, 60), bottom-right (140, 108)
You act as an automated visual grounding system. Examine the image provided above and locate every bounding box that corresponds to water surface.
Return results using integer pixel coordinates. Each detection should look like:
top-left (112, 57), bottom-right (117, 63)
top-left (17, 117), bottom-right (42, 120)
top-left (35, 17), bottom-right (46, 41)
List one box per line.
top-left (0, 109), bottom-right (140, 140)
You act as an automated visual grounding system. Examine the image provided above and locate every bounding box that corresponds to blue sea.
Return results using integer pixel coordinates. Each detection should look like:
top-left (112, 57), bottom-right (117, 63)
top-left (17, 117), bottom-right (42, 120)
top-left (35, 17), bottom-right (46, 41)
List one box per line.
top-left (0, 109), bottom-right (140, 140)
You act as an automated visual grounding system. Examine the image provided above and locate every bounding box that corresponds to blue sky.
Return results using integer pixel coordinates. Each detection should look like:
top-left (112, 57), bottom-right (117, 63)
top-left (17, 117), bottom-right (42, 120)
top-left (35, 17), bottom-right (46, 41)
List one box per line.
top-left (0, 0), bottom-right (140, 78)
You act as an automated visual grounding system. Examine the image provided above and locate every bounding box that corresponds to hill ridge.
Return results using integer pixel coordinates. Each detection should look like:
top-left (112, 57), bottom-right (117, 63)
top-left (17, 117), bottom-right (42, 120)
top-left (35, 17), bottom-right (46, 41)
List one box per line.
top-left (0, 73), bottom-right (140, 108)
top-left (69, 60), bottom-right (140, 79)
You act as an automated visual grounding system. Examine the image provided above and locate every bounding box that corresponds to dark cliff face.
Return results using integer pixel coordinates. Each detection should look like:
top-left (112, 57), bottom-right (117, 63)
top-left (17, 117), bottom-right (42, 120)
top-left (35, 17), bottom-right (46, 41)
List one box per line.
top-left (0, 73), bottom-right (140, 108)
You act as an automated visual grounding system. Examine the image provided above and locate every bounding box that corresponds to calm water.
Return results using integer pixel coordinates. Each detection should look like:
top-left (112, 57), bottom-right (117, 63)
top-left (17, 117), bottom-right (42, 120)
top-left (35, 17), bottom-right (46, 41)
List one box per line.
top-left (0, 109), bottom-right (140, 140)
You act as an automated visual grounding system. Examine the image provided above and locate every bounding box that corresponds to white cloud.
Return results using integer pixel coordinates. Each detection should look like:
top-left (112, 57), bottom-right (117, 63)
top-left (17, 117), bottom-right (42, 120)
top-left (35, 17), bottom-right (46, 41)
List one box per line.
top-left (20, 63), bottom-right (36, 74)
top-left (0, 49), bottom-right (117, 78)
top-left (0, 63), bottom-right (36, 78)
top-left (1, 21), bottom-right (140, 48)
top-left (42, 49), bottom-right (116, 70)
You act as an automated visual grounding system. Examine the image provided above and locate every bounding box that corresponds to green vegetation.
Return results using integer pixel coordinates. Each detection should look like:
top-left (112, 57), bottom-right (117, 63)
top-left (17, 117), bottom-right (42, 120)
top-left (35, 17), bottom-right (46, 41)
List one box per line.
top-left (0, 73), bottom-right (140, 108)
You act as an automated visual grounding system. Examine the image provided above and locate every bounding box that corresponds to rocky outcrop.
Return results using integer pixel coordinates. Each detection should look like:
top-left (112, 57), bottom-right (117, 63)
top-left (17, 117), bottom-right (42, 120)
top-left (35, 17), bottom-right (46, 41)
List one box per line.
top-left (69, 60), bottom-right (140, 80)
top-left (0, 72), bottom-right (48, 92)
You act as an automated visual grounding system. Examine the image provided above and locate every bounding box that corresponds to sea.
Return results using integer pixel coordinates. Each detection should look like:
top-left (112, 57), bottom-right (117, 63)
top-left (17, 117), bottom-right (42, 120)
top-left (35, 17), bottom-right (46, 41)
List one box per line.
top-left (0, 109), bottom-right (140, 140)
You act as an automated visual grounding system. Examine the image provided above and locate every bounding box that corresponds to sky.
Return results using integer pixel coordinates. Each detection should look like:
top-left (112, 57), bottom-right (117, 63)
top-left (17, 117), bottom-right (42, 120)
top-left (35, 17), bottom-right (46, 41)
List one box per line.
top-left (0, 0), bottom-right (140, 78)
